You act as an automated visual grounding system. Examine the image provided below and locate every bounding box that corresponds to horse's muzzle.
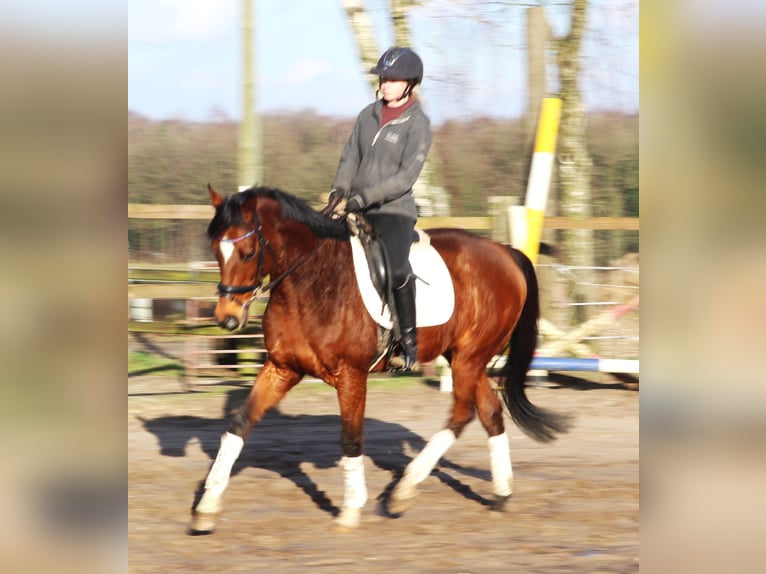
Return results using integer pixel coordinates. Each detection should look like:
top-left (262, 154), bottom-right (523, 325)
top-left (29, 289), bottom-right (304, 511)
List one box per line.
top-left (220, 316), bottom-right (240, 331)
top-left (214, 298), bottom-right (249, 332)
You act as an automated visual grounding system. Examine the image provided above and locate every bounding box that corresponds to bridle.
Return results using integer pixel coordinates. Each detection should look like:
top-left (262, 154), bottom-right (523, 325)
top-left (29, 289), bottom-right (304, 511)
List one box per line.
top-left (216, 209), bottom-right (324, 312)
top-left (217, 227), bottom-right (268, 299)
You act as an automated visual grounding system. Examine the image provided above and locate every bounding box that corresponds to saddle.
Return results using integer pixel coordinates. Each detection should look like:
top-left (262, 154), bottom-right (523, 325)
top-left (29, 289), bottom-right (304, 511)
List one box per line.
top-left (347, 213), bottom-right (454, 370)
top-left (356, 216), bottom-right (392, 315)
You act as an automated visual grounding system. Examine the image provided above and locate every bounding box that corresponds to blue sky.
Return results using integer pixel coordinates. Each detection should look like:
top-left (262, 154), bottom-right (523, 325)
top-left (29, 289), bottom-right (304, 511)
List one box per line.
top-left (129, 0), bottom-right (638, 125)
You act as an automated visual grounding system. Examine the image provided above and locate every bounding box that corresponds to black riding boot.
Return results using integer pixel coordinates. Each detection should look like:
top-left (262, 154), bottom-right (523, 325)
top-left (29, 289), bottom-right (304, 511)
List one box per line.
top-left (392, 277), bottom-right (418, 371)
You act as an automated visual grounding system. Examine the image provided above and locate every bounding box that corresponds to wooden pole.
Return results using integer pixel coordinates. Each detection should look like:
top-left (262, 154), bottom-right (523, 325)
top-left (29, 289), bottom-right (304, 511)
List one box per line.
top-left (526, 7), bottom-right (548, 146)
top-left (517, 97), bottom-right (562, 264)
top-left (239, 0), bottom-right (262, 191)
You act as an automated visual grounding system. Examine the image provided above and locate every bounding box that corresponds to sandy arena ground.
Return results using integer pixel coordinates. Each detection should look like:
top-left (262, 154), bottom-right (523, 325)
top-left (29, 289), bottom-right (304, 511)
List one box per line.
top-left (128, 357), bottom-right (638, 574)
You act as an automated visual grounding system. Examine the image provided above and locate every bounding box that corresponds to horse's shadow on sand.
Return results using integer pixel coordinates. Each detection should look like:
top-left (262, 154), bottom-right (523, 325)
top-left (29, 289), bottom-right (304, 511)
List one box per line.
top-left (138, 387), bottom-right (495, 518)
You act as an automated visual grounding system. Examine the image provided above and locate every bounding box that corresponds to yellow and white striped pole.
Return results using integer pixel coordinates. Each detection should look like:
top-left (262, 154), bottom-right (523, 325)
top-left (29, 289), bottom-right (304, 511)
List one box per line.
top-left (514, 97), bottom-right (561, 264)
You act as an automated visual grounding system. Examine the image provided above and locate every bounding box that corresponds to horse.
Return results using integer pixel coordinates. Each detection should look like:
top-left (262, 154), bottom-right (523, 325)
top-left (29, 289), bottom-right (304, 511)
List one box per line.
top-left (189, 184), bottom-right (571, 534)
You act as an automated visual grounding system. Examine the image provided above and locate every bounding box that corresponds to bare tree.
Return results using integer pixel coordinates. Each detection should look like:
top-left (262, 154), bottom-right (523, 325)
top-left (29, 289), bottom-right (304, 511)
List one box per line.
top-left (340, 0), bottom-right (381, 94)
top-left (390, 0), bottom-right (414, 45)
top-left (556, 0), bottom-right (592, 250)
top-left (555, 0), bottom-right (595, 320)
top-left (388, 0), bottom-right (451, 216)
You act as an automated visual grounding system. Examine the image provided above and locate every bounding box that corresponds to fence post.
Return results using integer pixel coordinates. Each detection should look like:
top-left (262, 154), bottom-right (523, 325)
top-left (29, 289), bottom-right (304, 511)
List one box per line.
top-left (487, 196), bottom-right (519, 243)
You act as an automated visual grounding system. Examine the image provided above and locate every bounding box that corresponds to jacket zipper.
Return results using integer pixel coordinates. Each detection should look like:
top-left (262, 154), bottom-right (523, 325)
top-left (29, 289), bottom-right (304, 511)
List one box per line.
top-left (371, 114), bottom-right (411, 146)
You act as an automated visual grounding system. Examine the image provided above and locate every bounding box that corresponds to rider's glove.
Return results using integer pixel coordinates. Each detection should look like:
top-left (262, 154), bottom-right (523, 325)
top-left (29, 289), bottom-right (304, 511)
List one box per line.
top-left (345, 194), bottom-right (364, 213)
top-left (328, 187), bottom-right (346, 203)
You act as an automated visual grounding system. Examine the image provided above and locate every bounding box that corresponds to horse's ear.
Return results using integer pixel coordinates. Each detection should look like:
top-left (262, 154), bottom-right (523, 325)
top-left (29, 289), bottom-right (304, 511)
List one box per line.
top-left (208, 184), bottom-right (223, 208)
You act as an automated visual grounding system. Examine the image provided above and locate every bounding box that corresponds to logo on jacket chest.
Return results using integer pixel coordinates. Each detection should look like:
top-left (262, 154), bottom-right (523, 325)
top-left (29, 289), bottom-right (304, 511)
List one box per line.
top-left (383, 131), bottom-right (400, 144)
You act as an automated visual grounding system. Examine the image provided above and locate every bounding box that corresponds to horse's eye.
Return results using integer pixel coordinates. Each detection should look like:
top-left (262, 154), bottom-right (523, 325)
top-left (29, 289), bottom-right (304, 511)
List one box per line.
top-left (242, 251), bottom-right (255, 263)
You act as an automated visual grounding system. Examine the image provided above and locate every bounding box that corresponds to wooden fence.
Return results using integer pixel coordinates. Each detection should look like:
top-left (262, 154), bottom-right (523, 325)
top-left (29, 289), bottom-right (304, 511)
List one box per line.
top-left (129, 203), bottom-right (638, 381)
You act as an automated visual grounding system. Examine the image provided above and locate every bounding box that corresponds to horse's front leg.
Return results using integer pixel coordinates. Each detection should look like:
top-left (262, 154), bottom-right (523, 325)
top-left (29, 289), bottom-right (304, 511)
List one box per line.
top-left (333, 370), bottom-right (369, 532)
top-left (188, 360), bottom-right (301, 534)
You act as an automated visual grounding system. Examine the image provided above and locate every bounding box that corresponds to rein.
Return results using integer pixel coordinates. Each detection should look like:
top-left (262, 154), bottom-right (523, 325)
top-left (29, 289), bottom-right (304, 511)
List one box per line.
top-left (259, 240), bottom-right (324, 293)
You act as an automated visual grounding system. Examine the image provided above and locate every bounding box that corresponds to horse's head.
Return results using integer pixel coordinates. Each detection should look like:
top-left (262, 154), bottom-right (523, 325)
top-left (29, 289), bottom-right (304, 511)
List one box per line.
top-left (207, 185), bottom-right (270, 331)
top-left (206, 183), bottom-right (351, 331)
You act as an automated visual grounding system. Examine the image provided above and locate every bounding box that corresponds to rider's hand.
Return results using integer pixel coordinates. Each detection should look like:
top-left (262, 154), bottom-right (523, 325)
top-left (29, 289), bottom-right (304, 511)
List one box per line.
top-left (328, 187), bottom-right (345, 204)
top-left (345, 195), bottom-right (364, 213)
top-left (323, 187), bottom-right (346, 218)
top-left (331, 198), bottom-right (348, 219)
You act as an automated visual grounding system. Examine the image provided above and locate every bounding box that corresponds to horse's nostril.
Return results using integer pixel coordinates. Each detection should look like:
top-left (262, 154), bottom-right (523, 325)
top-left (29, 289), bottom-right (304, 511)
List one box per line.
top-left (222, 317), bottom-right (239, 331)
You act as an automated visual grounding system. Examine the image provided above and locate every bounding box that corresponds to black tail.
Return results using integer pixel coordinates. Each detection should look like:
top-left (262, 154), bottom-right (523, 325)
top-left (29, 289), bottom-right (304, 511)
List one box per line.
top-left (498, 248), bottom-right (572, 442)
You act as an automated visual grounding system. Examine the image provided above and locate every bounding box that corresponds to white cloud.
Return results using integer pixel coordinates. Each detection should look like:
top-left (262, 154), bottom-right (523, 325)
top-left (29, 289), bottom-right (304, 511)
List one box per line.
top-left (129, 0), bottom-right (238, 44)
top-left (279, 58), bottom-right (334, 86)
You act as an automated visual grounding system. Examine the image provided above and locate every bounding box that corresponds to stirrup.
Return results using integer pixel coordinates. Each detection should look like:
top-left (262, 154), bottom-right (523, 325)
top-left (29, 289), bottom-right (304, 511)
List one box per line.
top-left (389, 352), bottom-right (420, 372)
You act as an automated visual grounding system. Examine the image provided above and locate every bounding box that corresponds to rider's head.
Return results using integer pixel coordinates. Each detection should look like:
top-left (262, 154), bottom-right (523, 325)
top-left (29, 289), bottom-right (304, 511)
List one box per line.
top-left (370, 47), bottom-right (423, 103)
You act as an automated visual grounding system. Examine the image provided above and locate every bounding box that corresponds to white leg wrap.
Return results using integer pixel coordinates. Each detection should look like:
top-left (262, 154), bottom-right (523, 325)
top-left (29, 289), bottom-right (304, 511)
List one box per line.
top-left (488, 432), bottom-right (513, 497)
top-left (340, 455), bottom-right (368, 510)
top-left (403, 429), bottom-right (456, 486)
top-left (197, 432), bottom-right (244, 511)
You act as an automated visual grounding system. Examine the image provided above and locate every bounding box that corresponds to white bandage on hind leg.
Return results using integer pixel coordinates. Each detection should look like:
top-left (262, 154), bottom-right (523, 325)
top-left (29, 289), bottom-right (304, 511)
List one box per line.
top-left (204, 432), bottom-right (244, 496)
top-left (488, 432), bottom-right (513, 497)
top-left (340, 455), bottom-right (368, 509)
top-left (403, 429), bottom-right (456, 486)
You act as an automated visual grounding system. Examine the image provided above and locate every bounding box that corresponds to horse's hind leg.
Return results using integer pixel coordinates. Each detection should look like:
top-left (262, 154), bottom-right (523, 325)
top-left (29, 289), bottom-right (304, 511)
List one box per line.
top-left (189, 360), bottom-right (301, 534)
top-left (475, 373), bottom-right (514, 510)
top-left (390, 358), bottom-right (480, 514)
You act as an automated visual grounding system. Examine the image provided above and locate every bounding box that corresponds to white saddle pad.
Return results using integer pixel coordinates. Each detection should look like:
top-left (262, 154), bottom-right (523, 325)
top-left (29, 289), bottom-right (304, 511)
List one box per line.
top-left (349, 232), bottom-right (455, 329)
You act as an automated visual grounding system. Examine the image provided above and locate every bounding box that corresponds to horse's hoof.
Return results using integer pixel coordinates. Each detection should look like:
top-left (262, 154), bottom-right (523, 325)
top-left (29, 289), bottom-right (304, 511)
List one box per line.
top-left (188, 511), bottom-right (219, 535)
top-left (388, 495), bottom-right (416, 515)
top-left (490, 494), bottom-right (511, 512)
top-left (332, 507), bottom-right (361, 532)
top-left (388, 483), bottom-right (418, 515)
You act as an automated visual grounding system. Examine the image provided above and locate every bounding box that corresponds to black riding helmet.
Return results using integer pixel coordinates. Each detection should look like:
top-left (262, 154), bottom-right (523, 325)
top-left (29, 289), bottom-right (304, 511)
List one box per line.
top-left (370, 47), bottom-right (423, 101)
top-left (370, 47), bottom-right (424, 84)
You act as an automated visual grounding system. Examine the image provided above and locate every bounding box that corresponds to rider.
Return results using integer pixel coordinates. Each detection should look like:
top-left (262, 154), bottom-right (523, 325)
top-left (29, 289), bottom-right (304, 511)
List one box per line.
top-left (329, 46), bottom-right (431, 371)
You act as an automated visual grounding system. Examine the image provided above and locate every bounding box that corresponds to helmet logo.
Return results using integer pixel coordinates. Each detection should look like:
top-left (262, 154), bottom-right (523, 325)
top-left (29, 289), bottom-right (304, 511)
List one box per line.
top-left (383, 52), bottom-right (401, 69)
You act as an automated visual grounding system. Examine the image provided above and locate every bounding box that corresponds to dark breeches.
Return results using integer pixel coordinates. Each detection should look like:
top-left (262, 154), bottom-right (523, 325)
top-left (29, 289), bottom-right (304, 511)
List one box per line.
top-left (365, 213), bottom-right (416, 288)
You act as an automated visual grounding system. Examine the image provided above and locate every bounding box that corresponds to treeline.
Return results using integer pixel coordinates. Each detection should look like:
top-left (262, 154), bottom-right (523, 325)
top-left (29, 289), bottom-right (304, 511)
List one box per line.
top-left (128, 110), bottom-right (637, 262)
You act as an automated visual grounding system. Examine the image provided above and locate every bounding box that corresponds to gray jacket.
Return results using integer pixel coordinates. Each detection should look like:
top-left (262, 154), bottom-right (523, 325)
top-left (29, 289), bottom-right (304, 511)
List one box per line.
top-left (332, 98), bottom-right (431, 220)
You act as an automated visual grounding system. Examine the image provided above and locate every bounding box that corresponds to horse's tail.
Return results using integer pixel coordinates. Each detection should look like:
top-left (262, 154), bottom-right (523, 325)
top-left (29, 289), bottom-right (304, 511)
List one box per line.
top-left (498, 247), bottom-right (572, 442)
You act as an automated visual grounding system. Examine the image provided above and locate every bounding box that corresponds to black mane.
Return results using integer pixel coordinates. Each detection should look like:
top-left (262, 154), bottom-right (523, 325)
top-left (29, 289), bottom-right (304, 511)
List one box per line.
top-left (207, 186), bottom-right (350, 241)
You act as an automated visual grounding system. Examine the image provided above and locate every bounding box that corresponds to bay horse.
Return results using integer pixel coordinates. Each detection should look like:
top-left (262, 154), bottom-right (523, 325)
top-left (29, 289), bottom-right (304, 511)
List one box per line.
top-left (189, 185), bottom-right (570, 534)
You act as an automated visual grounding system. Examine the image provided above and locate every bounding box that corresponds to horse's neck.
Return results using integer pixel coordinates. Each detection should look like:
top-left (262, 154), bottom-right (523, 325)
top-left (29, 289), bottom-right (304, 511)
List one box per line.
top-left (265, 220), bottom-right (346, 285)
top-left (268, 223), bottom-right (318, 269)
top-left (270, 235), bottom-right (352, 299)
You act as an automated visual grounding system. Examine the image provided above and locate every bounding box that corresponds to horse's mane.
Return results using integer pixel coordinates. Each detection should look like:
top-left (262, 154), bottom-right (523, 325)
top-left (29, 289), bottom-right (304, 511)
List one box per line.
top-left (207, 186), bottom-right (350, 241)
